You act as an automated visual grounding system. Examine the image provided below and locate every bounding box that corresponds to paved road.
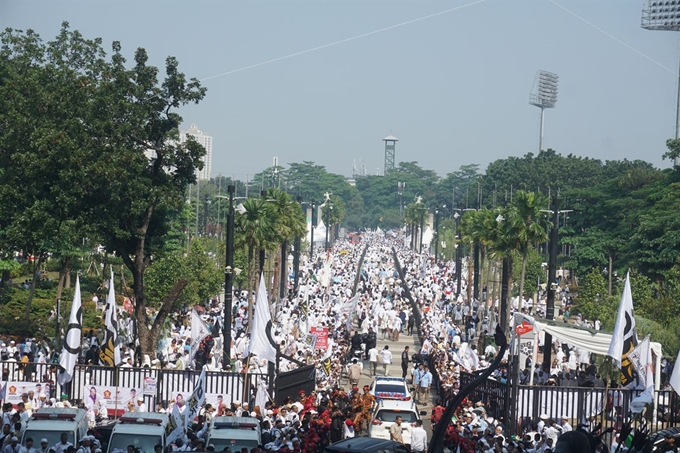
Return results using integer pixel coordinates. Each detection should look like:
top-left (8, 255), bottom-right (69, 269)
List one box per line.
top-left (347, 328), bottom-right (436, 440)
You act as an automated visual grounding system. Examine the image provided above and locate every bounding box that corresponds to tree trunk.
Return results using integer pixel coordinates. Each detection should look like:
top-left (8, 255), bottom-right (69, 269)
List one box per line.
top-left (23, 254), bottom-right (44, 322)
top-left (608, 254), bottom-right (613, 296)
top-left (247, 244), bottom-right (255, 331)
top-left (56, 257), bottom-right (72, 302)
top-left (466, 254), bottom-right (473, 303)
top-left (272, 245), bottom-right (280, 302)
top-left (519, 248), bottom-right (528, 315)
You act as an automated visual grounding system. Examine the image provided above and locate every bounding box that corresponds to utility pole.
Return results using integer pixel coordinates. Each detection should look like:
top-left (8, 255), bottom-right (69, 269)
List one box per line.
top-left (543, 197), bottom-right (559, 371)
top-left (222, 185), bottom-right (235, 370)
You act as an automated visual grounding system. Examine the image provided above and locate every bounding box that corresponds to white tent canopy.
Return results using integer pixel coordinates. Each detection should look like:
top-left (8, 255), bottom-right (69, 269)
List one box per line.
top-left (533, 320), bottom-right (662, 360)
top-left (421, 226), bottom-right (433, 247)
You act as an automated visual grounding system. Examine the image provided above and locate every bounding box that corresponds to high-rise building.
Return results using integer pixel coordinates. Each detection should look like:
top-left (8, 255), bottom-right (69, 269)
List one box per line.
top-left (180, 123), bottom-right (213, 180)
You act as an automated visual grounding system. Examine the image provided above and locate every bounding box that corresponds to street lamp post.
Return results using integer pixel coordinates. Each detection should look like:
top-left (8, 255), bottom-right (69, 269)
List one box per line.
top-left (434, 209), bottom-right (440, 260)
top-left (222, 184), bottom-right (235, 370)
top-left (324, 205), bottom-right (333, 252)
top-left (453, 211), bottom-right (462, 297)
top-left (310, 201), bottom-right (316, 260)
top-left (293, 196), bottom-right (302, 294)
top-left (398, 182), bottom-right (406, 218)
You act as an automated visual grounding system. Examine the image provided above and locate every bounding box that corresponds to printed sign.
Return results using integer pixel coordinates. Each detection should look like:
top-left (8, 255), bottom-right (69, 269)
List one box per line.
top-left (310, 327), bottom-right (329, 350)
top-left (82, 385), bottom-right (136, 416)
top-left (143, 377), bottom-right (157, 396)
top-left (4, 382), bottom-right (51, 407)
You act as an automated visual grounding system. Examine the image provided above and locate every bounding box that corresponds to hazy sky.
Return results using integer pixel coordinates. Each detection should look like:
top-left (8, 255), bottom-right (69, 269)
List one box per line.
top-left (3, 0), bottom-right (679, 179)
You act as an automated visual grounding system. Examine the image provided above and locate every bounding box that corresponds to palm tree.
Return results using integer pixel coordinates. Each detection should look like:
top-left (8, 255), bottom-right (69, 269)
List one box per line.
top-left (264, 188), bottom-right (306, 300)
top-left (235, 197), bottom-right (277, 327)
top-left (505, 191), bottom-right (550, 313)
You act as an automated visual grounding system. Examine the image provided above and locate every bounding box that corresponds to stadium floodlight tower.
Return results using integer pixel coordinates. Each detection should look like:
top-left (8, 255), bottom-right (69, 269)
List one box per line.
top-left (529, 71), bottom-right (559, 152)
top-left (642, 0), bottom-right (680, 166)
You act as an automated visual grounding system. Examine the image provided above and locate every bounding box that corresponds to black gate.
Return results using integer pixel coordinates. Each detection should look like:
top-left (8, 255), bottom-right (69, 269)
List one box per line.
top-left (274, 365), bottom-right (316, 404)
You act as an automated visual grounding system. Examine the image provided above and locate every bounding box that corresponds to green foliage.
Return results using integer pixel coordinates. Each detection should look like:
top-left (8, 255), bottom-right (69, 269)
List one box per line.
top-left (575, 268), bottom-right (614, 324)
top-left (145, 238), bottom-right (222, 309)
top-left (636, 316), bottom-right (680, 358)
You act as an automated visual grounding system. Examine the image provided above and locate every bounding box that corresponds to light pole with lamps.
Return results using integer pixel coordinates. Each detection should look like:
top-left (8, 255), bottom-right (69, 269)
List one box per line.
top-left (398, 182), bottom-right (406, 218)
top-left (529, 70), bottom-right (559, 152)
top-left (453, 210), bottom-right (462, 297)
top-left (222, 184), bottom-right (235, 370)
top-left (324, 204), bottom-right (333, 252)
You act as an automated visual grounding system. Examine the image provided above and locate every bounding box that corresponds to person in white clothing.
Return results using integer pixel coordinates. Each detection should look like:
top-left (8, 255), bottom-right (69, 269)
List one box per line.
top-left (379, 345), bottom-right (393, 376)
top-left (135, 397), bottom-right (147, 413)
top-left (368, 346), bottom-right (379, 376)
top-left (410, 420), bottom-right (427, 453)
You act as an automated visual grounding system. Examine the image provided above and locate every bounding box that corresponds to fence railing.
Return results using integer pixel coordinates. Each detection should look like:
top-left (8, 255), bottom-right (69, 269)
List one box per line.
top-left (0, 360), bottom-right (267, 414)
top-left (457, 370), bottom-right (680, 431)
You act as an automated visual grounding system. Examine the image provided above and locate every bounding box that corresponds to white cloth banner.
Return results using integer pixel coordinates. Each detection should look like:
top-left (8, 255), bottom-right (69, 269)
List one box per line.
top-left (100, 270), bottom-right (121, 367)
top-left (246, 274), bottom-right (277, 364)
top-left (58, 276), bottom-right (83, 385)
top-left (670, 348), bottom-right (680, 396)
top-left (184, 369), bottom-right (206, 425)
top-left (607, 272), bottom-right (638, 387)
top-left (191, 310), bottom-right (211, 360)
top-left (165, 401), bottom-right (184, 444)
top-left (517, 388), bottom-right (603, 420)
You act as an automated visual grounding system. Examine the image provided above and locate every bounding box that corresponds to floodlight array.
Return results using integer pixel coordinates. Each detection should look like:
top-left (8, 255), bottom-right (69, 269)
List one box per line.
top-left (642, 0), bottom-right (680, 31)
top-left (529, 71), bottom-right (559, 109)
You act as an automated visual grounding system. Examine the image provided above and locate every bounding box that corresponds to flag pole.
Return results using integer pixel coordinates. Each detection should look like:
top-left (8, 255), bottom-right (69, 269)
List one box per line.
top-left (242, 353), bottom-right (252, 406)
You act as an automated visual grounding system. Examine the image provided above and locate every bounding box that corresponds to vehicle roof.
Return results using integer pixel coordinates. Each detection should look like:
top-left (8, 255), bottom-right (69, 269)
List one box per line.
top-left (376, 399), bottom-right (417, 410)
top-left (112, 412), bottom-right (168, 434)
top-left (325, 437), bottom-right (402, 452)
top-left (24, 420), bottom-right (83, 431)
top-left (29, 407), bottom-right (87, 421)
top-left (210, 416), bottom-right (260, 427)
top-left (373, 376), bottom-right (406, 382)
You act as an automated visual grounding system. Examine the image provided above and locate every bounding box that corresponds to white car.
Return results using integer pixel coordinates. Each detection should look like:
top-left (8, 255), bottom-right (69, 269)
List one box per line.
top-left (368, 399), bottom-right (424, 447)
top-left (369, 376), bottom-right (411, 403)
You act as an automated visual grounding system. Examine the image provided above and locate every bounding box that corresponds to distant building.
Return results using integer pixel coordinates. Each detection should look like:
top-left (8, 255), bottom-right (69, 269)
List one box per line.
top-left (180, 123), bottom-right (213, 180)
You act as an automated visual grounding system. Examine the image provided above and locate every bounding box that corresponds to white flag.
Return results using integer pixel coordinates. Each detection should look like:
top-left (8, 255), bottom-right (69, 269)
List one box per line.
top-left (191, 310), bottom-right (210, 361)
top-left (339, 295), bottom-right (359, 330)
top-left (245, 274), bottom-right (277, 364)
top-left (627, 335), bottom-right (654, 391)
top-left (99, 271), bottom-right (121, 367)
top-left (607, 271), bottom-right (638, 387)
top-left (165, 402), bottom-right (185, 444)
top-left (58, 275), bottom-right (83, 385)
top-left (184, 369), bottom-right (206, 426)
top-left (670, 348), bottom-right (680, 396)
top-left (254, 379), bottom-right (270, 413)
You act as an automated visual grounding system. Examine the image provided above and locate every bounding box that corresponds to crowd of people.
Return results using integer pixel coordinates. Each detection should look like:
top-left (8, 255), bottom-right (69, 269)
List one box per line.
top-left (0, 231), bottom-right (668, 453)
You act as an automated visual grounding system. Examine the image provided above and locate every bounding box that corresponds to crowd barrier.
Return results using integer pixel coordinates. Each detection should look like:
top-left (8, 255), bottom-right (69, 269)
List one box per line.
top-left (458, 369), bottom-right (680, 431)
top-left (0, 360), bottom-right (268, 415)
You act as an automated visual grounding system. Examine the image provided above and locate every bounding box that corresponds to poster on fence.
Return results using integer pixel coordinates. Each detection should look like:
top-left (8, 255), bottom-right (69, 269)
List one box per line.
top-left (143, 377), bottom-right (157, 396)
top-left (4, 382), bottom-right (51, 407)
top-left (82, 385), bottom-right (136, 415)
top-left (205, 393), bottom-right (232, 413)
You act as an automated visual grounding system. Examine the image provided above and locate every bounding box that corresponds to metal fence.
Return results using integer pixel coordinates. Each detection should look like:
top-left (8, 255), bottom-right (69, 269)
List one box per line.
top-left (457, 370), bottom-right (680, 431)
top-left (0, 361), bottom-right (267, 413)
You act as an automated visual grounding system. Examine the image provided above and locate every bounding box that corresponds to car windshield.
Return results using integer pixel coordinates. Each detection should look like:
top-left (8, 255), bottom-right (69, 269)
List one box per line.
top-left (374, 384), bottom-right (406, 394)
top-left (108, 433), bottom-right (161, 453)
top-left (376, 410), bottom-right (417, 423)
top-left (209, 438), bottom-right (258, 452)
top-left (23, 431), bottom-right (73, 449)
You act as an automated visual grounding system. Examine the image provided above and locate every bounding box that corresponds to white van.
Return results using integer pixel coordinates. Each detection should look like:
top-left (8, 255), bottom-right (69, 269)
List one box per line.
top-left (106, 413), bottom-right (169, 453)
top-left (22, 408), bottom-right (89, 449)
top-left (207, 416), bottom-right (262, 452)
top-left (368, 399), bottom-right (425, 447)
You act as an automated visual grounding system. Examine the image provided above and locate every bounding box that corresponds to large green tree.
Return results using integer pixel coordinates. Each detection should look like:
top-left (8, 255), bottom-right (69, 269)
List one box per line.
top-left (0, 23), bottom-right (207, 356)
